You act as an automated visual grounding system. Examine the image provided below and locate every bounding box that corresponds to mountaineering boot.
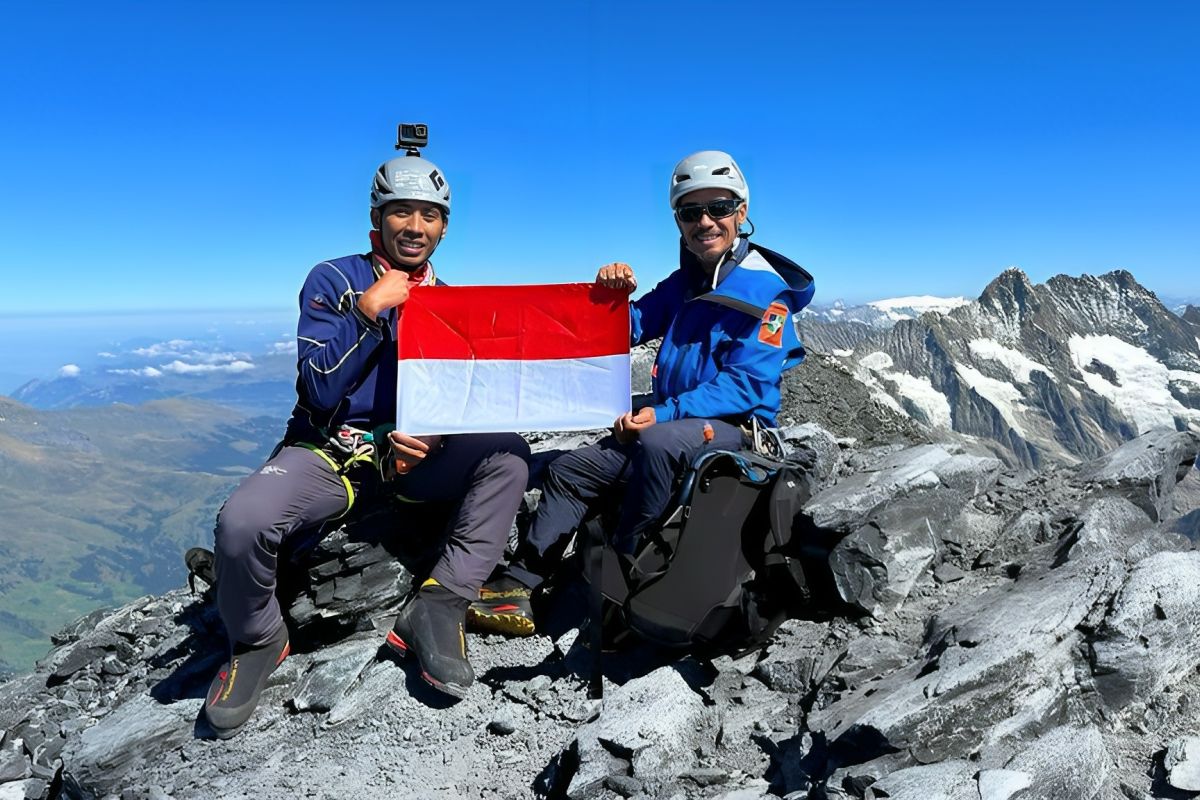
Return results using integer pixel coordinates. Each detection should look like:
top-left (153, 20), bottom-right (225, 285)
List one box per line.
top-left (386, 578), bottom-right (474, 698)
top-left (204, 621), bottom-right (290, 739)
top-left (467, 573), bottom-right (536, 636)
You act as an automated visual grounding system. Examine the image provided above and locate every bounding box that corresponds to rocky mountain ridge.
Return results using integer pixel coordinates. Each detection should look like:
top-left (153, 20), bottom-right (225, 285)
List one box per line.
top-left (802, 269), bottom-right (1200, 468)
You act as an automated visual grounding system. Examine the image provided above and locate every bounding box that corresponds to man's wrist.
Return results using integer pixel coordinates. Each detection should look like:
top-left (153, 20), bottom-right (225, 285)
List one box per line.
top-left (352, 304), bottom-right (385, 337)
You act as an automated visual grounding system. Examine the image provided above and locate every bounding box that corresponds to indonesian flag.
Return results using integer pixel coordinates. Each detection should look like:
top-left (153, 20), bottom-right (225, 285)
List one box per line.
top-left (395, 283), bottom-right (631, 435)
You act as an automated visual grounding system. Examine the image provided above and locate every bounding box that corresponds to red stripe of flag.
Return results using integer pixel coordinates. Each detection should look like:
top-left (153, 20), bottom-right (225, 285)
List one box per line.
top-left (397, 283), bottom-right (629, 361)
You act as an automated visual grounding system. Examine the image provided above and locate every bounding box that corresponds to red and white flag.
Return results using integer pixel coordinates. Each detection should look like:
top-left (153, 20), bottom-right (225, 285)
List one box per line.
top-left (395, 283), bottom-right (631, 435)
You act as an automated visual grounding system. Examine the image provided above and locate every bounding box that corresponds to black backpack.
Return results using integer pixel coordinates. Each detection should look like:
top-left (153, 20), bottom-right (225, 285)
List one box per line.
top-left (592, 447), bottom-right (824, 651)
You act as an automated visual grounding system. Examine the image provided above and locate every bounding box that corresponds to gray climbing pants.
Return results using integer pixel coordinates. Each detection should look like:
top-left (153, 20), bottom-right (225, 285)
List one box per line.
top-left (213, 432), bottom-right (530, 646)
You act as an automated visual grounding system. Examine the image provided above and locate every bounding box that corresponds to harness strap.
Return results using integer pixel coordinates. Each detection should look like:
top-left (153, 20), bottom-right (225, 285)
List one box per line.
top-left (296, 442), bottom-right (357, 517)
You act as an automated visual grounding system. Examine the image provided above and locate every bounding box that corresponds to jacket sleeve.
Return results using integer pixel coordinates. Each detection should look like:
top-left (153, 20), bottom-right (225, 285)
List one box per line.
top-left (650, 307), bottom-right (786, 423)
top-left (630, 272), bottom-right (683, 346)
top-left (296, 262), bottom-right (387, 412)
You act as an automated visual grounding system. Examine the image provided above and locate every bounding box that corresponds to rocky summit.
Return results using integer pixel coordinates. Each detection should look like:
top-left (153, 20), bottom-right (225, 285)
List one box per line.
top-left (3, 280), bottom-right (1200, 799)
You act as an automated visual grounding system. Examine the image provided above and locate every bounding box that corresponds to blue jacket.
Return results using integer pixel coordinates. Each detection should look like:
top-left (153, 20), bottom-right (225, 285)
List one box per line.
top-left (283, 253), bottom-right (441, 444)
top-left (632, 237), bottom-right (814, 426)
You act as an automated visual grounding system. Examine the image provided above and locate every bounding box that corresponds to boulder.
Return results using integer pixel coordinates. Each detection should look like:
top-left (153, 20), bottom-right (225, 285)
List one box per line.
top-left (1077, 428), bottom-right (1200, 522)
top-left (865, 759), bottom-right (977, 799)
top-left (999, 724), bottom-right (1107, 799)
top-left (1090, 550), bottom-right (1200, 710)
top-left (810, 445), bottom-right (1001, 615)
top-left (1164, 736), bottom-right (1200, 792)
top-left (566, 665), bottom-right (716, 798)
top-left (810, 497), bottom-right (1140, 769)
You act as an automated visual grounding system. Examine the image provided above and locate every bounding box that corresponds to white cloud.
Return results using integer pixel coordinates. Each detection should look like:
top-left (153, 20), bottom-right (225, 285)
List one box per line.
top-left (133, 339), bottom-right (194, 357)
top-left (269, 340), bottom-right (297, 355)
top-left (161, 359), bottom-right (255, 374)
top-left (57, 364), bottom-right (81, 378)
top-left (97, 351), bottom-right (116, 359)
top-left (107, 367), bottom-right (163, 378)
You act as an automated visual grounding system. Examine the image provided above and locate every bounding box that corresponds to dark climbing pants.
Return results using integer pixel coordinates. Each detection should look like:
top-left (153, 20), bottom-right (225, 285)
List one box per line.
top-left (525, 418), bottom-right (745, 561)
top-left (214, 433), bottom-right (530, 646)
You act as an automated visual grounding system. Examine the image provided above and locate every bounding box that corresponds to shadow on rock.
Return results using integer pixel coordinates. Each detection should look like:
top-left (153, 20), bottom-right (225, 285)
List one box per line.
top-left (148, 594), bottom-right (225, 705)
top-left (374, 643), bottom-right (463, 710)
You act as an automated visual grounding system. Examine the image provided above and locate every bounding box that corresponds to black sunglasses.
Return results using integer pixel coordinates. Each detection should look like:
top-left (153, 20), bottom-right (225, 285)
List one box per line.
top-left (675, 198), bottom-right (743, 224)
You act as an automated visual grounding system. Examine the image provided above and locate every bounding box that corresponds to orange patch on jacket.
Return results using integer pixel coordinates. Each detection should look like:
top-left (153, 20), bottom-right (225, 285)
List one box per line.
top-left (758, 302), bottom-right (789, 348)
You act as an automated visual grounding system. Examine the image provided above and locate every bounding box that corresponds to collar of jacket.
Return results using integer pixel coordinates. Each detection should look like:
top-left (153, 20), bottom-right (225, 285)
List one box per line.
top-left (677, 235), bottom-right (751, 296)
top-left (367, 230), bottom-right (437, 285)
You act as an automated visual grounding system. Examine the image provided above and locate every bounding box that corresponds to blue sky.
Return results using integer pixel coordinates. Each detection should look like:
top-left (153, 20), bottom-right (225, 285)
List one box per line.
top-left (1, 1), bottom-right (1197, 314)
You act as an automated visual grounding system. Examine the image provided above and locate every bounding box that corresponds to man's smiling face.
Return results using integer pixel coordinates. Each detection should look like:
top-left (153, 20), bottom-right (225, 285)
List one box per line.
top-left (373, 200), bottom-right (447, 269)
top-left (674, 187), bottom-right (747, 270)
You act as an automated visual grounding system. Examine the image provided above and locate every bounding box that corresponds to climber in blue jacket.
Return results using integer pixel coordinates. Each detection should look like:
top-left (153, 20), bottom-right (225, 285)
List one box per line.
top-left (468, 150), bottom-right (814, 636)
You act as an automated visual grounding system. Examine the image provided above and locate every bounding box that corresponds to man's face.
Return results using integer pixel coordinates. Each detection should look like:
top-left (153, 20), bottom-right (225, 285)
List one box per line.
top-left (373, 200), bottom-right (447, 269)
top-left (674, 187), bottom-right (747, 270)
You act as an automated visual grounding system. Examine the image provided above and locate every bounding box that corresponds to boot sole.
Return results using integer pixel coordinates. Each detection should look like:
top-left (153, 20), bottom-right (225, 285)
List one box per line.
top-left (385, 630), bottom-right (469, 700)
top-left (466, 606), bottom-right (536, 637)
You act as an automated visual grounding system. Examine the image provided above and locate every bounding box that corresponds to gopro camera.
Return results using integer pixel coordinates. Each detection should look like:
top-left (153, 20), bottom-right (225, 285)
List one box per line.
top-left (396, 123), bottom-right (429, 155)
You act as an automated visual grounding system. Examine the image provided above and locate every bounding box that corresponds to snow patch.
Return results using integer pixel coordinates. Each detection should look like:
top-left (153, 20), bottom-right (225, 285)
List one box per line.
top-left (856, 351), bottom-right (951, 428)
top-left (968, 339), bottom-right (1052, 384)
top-left (832, 349), bottom-right (854, 358)
top-left (1069, 335), bottom-right (1200, 433)
top-left (867, 296), bottom-right (970, 320)
top-left (955, 363), bottom-right (1026, 436)
top-left (859, 351), bottom-right (894, 370)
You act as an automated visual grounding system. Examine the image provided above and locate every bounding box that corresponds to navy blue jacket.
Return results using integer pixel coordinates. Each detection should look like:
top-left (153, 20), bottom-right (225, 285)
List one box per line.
top-left (283, 253), bottom-right (440, 444)
top-left (632, 238), bottom-right (814, 426)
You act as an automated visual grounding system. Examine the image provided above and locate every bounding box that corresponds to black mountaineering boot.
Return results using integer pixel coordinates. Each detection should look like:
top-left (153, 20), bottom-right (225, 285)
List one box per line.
top-left (204, 621), bottom-right (290, 739)
top-left (467, 573), bottom-right (536, 637)
top-left (386, 578), bottom-right (474, 699)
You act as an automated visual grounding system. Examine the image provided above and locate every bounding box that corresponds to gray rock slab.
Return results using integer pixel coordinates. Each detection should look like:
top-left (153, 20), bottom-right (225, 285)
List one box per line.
top-left (1091, 551), bottom-right (1200, 710)
top-left (324, 660), bottom-right (399, 727)
top-left (567, 665), bottom-right (714, 796)
top-left (811, 534), bottom-right (1126, 767)
top-left (832, 635), bottom-right (915, 689)
top-left (0, 744), bottom-right (29, 782)
top-left (0, 782), bottom-right (30, 800)
top-left (867, 760), bottom-right (977, 799)
top-left (568, 720), bottom-right (630, 800)
top-left (1001, 724), bottom-right (1107, 800)
top-left (752, 620), bottom-right (838, 693)
top-left (61, 693), bottom-right (194, 788)
top-left (828, 492), bottom-right (947, 616)
top-left (1164, 736), bottom-right (1200, 791)
top-left (780, 422), bottom-right (842, 483)
top-left (290, 637), bottom-right (378, 713)
top-left (1063, 496), bottom-right (1155, 564)
top-left (1077, 428), bottom-right (1200, 521)
top-left (976, 768), bottom-right (1032, 800)
top-left (807, 445), bottom-right (952, 531)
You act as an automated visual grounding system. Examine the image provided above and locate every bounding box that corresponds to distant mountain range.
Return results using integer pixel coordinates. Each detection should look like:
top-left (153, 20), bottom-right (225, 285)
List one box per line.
top-left (800, 270), bottom-right (1200, 467)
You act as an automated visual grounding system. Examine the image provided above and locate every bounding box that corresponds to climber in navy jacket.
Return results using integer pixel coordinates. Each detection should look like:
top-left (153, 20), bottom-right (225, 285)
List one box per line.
top-left (467, 150), bottom-right (814, 637)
